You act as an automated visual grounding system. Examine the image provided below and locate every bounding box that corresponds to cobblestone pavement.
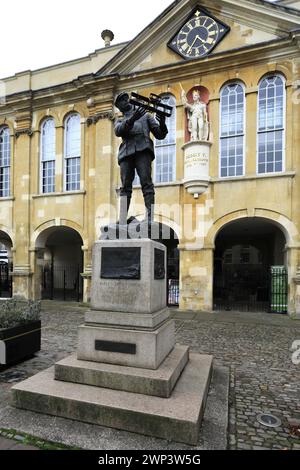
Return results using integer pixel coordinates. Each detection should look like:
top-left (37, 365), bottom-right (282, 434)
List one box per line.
top-left (0, 301), bottom-right (300, 450)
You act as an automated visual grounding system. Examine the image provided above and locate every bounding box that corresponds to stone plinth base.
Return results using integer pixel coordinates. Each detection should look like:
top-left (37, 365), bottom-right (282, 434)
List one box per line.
top-left (12, 353), bottom-right (213, 446)
top-left (56, 345), bottom-right (189, 398)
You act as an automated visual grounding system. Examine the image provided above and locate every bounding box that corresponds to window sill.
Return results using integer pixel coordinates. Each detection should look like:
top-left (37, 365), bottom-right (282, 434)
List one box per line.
top-left (0, 196), bottom-right (15, 202)
top-left (212, 171), bottom-right (296, 183)
top-left (32, 190), bottom-right (86, 199)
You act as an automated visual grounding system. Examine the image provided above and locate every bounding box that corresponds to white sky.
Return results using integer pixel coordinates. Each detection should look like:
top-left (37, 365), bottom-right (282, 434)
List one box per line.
top-left (0, 0), bottom-right (173, 79)
top-left (0, 0), bottom-right (280, 80)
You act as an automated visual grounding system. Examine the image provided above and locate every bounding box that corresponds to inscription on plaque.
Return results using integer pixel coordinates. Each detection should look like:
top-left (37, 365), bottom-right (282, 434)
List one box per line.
top-left (154, 248), bottom-right (165, 280)
top-left (101, 247), bottom-right (141, 280)
top-left (95, 340), bottom-right (136, 355)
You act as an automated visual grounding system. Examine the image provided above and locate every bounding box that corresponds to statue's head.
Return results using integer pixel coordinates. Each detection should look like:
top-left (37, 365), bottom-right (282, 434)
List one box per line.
top-left (115, 92), bottom-right (131, 112)
top-left (192, 90), bottom-right (200, 102)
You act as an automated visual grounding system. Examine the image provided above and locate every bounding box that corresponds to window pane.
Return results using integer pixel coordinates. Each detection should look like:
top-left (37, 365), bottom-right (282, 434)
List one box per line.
top-left (258, 130), bottom-right (283, 174)
top-left (41, 118), bottom-right (56, 162)
top-left (258, 76), bottom-right (285, 175)
top-left (65, 114), bottom-right (81, 158)
top-left (155, 95), bottom-right (176, 183)
top-left (0, 127), bottom-right (10, 197)
top-left (258, 76), bottom-right (285, 132)
top-left (42, 161), bottom-right (55, 194)
top-left (66, 157), bottom-right (80, 191)
top-left (220, 84), bottom-right (245, 177)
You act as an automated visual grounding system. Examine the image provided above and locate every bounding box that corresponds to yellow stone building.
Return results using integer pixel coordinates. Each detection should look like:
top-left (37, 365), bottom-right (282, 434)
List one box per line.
top-left (0, 0), bottom-right (300, 317)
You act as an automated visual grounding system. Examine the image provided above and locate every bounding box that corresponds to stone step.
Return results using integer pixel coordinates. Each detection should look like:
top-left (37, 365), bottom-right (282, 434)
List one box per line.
top-left (55, 345), bottom-right (189, 398)
top-left (11, 353), bottom-right (213, 446)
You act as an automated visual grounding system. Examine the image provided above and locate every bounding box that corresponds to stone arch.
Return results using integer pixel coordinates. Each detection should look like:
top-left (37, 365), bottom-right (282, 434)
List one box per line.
top-left (62, 105), bottom-right (88, 126)
top-left (33, 222), bottom-right (84, 302)
top-left (0, 119), bottom-right (14, 134)
top-left (33, 110), bottom-right (61, 132)
top-left (219, 78), bottom-right (246, 94)
top-left (256, 69), bottom-right (288, 86)
top-left (0, 225), bottom-right (14, 247)
top-left (211, 210), bottom-right (294, 313)
top-left (206, 209), bottom-right (298, 249)
top-left (32, 219), bottom-right (85, 249)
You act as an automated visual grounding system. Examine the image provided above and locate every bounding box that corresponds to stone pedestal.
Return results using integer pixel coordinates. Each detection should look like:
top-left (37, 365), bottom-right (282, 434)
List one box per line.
top-left (12, 238), bottom-right (213, 445)
top-left (91, 239), bottom-right (167, 313)
top-left (182, 140), bottom-right (212, 197)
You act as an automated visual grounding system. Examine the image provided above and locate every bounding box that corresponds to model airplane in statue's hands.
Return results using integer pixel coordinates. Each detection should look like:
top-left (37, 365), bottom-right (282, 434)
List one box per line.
top-left (129, 92), bottom-right (173, 118)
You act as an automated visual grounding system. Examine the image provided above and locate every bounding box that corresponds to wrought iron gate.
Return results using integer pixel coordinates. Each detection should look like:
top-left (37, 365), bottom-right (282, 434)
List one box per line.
top-left (0, 262), bottom-right (12, 298)
top-left (42, 264), bottom-right (83, 302)
top-left (167, 279), bottom-right (179, 307)
top-left (214, 265), bottom-right (288, 314)
top-left (269, 266), bottom-right (288, 314)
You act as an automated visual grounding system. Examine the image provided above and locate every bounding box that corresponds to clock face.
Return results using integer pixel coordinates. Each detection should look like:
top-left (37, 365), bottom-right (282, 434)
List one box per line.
top-left (168, 8), bottom-right (230, 60)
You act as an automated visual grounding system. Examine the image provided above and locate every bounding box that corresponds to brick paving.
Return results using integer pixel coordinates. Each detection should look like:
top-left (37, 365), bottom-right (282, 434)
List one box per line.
top-left (0, 301), bottom-right (299, 450)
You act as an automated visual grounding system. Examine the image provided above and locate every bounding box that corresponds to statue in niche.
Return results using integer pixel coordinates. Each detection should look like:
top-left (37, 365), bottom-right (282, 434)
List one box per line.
top-left (181, 87), bottom-right (209, 142)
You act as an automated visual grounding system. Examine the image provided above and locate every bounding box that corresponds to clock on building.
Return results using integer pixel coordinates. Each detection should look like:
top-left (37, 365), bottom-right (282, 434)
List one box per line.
top-left (168, 7), bottom-right (230, 60)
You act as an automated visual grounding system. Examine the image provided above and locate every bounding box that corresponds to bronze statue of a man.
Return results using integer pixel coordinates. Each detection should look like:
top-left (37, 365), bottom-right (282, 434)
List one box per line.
top-left (114, 92), bottom-right (168, 223)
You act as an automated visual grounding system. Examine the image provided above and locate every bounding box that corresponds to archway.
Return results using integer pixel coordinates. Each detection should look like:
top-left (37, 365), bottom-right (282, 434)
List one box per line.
top-left (35, 226), bottom-right (83, 301)
top-left (0, 231), bottom-right (13, 298)
top-left (213, 218), bottom-right (288, 313)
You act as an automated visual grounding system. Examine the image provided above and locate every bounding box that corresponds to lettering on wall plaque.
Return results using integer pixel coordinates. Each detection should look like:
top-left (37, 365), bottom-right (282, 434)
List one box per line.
top-left (154, 248), bottom-right (165, 280)
top-left (101, 247), bottom-right (141, 280)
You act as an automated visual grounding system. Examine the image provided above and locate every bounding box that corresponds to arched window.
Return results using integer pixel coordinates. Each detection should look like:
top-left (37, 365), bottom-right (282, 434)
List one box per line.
top-left (220, 83), bottom-right (245, 178)
top-left (0, 127), bottom-right (10, 197)
top-left (40, 118), bottom-right (56, 193)
top-left (64, 113), bottom-right (81, 191)
top-left (257, 74), bottom-right (285, 174)
top-left (154, 94), bottom-right (176, 183)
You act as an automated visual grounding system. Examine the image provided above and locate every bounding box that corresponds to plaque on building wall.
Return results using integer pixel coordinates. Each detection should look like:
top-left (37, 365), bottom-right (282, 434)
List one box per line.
top-left (101, 247), bottom-right (141, 280)
top-left (154, 248), bottom-right (165, 280)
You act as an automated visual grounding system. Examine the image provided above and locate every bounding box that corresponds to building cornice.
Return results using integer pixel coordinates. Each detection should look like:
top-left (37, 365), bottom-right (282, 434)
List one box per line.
top-left (0, 36), bottom-right (298, 115)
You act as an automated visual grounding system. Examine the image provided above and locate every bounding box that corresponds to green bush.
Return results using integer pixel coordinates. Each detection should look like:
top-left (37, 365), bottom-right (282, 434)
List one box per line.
top-left (0, 300), bottom-right (41, 329)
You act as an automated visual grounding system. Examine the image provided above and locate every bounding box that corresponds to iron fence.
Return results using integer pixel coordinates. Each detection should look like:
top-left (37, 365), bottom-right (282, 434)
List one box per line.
top-left (0, 262), bottom-right (12, 298)
top-left (42, 264), bottom-right (83, 302)
top-left (168, 279), bottom-right (179, 307)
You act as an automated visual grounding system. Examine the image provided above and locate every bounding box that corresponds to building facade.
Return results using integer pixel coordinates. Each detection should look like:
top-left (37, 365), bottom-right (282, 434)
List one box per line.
top-left (0, 0), bottom-right (300, 316)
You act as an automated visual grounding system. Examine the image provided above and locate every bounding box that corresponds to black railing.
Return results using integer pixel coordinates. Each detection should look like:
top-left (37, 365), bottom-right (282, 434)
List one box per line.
top-left (269, 266), bottom-right (288, 314)
top-left (168, 279), bottom-right (179, 307)
top-left (0, 262), bottom-right (12, 298)
top-left (214, 265), bottom-right (288, 314)
top-left (42, 264), bottom-right (83, 302)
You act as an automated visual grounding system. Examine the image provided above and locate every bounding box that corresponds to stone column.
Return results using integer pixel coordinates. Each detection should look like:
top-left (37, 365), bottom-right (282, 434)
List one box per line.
top-left (30, 248), bottom-right (45, 300)
top-left (179, 245), bottom-right (214, 312)
top-left (12, 115), bottom-right (33, 299)
top-left (288, 245), bottom-right (300, 318)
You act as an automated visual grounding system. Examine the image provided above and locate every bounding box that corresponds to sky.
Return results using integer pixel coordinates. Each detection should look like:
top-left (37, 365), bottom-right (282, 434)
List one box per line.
top-left (0, 0), bottom-right (173, 79)
top-left (0, 0), bottom-right (280, 80)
